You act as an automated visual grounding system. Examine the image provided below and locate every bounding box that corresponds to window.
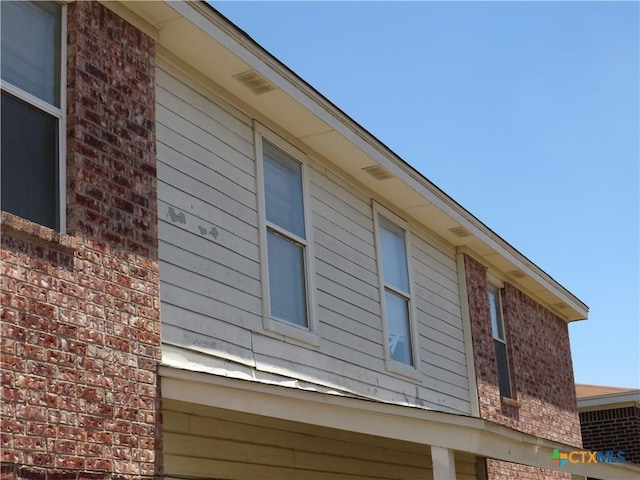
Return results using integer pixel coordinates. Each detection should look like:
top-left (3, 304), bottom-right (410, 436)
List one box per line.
top-left (1, 1), bottom-right (65, 230)
top-left (374, 204), bottom-right (417, 370)
top-left (488, 285), bottom-right (512, 398)
top-left (256, 126), bottom-right (317, 344)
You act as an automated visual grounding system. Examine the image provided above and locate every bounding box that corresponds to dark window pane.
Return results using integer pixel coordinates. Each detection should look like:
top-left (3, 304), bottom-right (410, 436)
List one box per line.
top-left (494, 339), bottom-right (512, 398)
top-left (1, 91), bottom-right (58, 229)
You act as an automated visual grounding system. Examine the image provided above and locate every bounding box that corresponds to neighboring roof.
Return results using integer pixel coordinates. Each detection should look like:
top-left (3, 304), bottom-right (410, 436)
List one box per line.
top-left (576, 383), bottom-right (639, 399)
top-left (576, 383), bottom-right (640, 410)
top-left (107, 0), bottom-right (589, 322)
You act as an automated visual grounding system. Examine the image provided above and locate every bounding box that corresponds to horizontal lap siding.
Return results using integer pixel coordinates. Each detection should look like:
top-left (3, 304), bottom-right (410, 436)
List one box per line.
top-left (157, 66), bottom-right (261, 361)
top-left (308, 169), bottom-right (420, 402)
top-left (163, 400), bottom-right (477, 480)
top-left (308, 166), bottom-right (470, 412)
top-left (157, 64), bottom-right (470, 415)
top-left (410, 234), bottom-right (469, 401)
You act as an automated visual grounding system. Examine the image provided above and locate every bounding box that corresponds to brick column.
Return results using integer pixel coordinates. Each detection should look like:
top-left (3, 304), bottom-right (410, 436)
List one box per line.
top-left (1, 2), bottom-right (161, 479)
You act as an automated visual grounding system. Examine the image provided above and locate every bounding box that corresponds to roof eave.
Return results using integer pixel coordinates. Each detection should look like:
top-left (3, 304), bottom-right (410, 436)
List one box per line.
top-left (107, 0), bottom-right (589, 322)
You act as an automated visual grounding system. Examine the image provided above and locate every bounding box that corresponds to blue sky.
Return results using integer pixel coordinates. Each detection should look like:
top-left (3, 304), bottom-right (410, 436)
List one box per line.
top-left (214, 1), bottom-right (639, 388)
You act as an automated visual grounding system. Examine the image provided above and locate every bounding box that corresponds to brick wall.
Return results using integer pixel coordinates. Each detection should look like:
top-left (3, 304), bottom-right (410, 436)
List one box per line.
top-left (1, 2), bottom-right (160, 479)
top-left (464, 254), bottom-right (581, 479)
top-left (485, 459), bottom-right (573, 480)
top-left (580, 406), bottom-right (640, 465)
top-left (66, 1), bottom-right (157, 255)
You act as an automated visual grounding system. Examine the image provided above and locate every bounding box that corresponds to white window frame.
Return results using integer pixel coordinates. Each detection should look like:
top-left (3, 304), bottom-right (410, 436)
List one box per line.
top-left (0, 0), bottom-right (67, 232)
top-left (254, 123), bottom-right (318, 346)
top-left (373, 201), bottom-right (421, 378)
top-left (488, 284), bottom-right (513, 398)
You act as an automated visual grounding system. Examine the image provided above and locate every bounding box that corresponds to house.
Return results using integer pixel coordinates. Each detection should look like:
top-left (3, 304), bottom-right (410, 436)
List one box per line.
top-left (576, 384), bottom-right (640, 469)
top-left (2, 1), bottom-right (638, 480)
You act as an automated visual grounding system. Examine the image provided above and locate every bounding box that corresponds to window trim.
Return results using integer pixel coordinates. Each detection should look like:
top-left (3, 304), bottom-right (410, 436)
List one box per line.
top-left (254, 122), bottom-right (319, 346)
top-left (373, 201), bottom-right (421, 378)
top-left (0, 0), bottom-right (67, 232)
top-left (488, 284), bottom-right (513, 399)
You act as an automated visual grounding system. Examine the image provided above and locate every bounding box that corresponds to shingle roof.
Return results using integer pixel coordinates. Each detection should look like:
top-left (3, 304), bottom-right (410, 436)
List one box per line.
top-left (575, 383), bottom-right (640, 399)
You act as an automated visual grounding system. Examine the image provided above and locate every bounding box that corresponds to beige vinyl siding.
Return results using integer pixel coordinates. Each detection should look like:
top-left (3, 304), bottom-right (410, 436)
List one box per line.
top-left (157, 60), bottom-right (471, 415)
top-left (163, 399), bottom-right (478, 480)
top-left (410, 235), bottom-right (469, 395)
top-left (157, 64), bottom-right (262, 358)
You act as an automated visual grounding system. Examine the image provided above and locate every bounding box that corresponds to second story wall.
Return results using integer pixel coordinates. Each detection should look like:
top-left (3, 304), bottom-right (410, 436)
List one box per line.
top-left (463, 254), bottom-right (581, 444)
top-left (156, 58), bottom-right (471, 415)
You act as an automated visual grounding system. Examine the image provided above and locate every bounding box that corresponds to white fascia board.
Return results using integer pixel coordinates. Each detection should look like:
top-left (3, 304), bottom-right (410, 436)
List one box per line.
top-left (161, 367), bottom-right (640, 480)
top-left (160, 0), bottom-right (587, 320)
top-left (578, 391), bottom-right (640, 410)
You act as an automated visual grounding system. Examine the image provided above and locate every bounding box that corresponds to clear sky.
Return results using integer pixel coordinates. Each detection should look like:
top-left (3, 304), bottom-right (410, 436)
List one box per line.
top-left (214, 1), bottom-right (640, 388)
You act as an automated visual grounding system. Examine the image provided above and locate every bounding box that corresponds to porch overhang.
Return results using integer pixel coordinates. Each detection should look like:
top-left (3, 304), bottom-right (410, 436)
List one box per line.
top-left (161, 366), bottom-right (640, 479)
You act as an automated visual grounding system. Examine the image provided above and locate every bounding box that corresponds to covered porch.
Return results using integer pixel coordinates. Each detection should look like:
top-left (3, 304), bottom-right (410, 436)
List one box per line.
top-left (161, 367), bottom-right (637, 480)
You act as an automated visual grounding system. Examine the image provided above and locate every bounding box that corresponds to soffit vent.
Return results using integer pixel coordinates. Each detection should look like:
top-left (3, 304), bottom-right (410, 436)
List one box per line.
top-left (233, 70), bottom-right (276, 95)
top-left (362, 165), bottom-right (393, 180)
top-left (448, 226), bottom-right (472, 238)
top-left (508, 269), bottom-right (527, 279)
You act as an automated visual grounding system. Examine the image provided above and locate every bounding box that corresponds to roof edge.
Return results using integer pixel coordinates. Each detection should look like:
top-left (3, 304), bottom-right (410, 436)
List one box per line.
top-left (111, 0), bottom-right (588, 321)
top-left (190, 1), bottom-right (588, 320)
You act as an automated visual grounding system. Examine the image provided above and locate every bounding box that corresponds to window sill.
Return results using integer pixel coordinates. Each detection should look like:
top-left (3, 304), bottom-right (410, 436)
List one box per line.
top-left (384, 359), bottom-right (423, 383)
top-left (500, 395), bottom-right (520, 409)
top-left (1, 211), bottom-right (78, 252)
top-left (263, 316), bottom-right (320, 348)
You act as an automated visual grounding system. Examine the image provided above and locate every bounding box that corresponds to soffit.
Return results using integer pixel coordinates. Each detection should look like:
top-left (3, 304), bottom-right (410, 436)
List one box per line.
top-left (116, 0), bottom-right (588, 322)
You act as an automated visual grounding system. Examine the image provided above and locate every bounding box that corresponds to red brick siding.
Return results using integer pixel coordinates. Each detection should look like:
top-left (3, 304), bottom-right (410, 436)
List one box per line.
top-left (464, 254), bottom-right (581, 479)
top-left (1, 2), bottom-right (160, 479)
top-left (66, 1), bottom-right (157, 257)
top-left (487, 459), bottom-right (572, 480)
top-left (500, 281), bottom-right (581, 444)
top-left (580, 407), bottom-right (640, 465)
